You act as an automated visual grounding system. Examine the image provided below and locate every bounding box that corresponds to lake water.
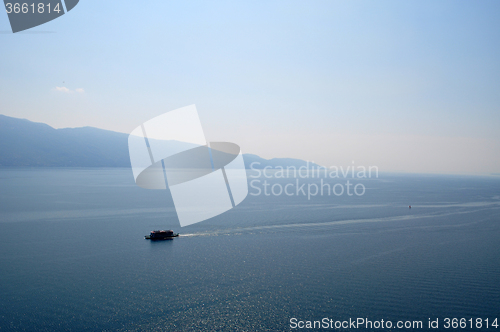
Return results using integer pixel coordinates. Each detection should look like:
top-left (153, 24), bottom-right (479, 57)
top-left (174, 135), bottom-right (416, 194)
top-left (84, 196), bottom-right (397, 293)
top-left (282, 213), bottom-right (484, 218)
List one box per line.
top-left (0, 168), bottom-right (499, 331)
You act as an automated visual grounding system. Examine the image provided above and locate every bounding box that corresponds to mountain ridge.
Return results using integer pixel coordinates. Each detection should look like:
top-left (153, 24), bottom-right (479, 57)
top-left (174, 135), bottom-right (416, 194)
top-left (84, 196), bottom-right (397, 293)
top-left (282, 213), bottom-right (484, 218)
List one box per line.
top-left (0, 114), bottom-right (317, 169)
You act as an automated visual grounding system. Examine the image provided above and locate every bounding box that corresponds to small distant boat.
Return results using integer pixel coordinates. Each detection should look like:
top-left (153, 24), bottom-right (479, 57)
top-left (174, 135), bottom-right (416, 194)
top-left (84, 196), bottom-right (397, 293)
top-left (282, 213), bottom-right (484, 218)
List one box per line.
top-left (145, 230), bottom-right (179, 240)
top-left (409, 205), bottom-right (411, 209)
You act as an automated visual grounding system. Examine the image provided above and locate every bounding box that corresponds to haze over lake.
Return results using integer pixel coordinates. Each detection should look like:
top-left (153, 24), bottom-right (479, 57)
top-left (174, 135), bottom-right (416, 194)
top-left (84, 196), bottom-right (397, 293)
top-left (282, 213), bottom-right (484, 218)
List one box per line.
top-left (1, 168), bottom-right (499, 331)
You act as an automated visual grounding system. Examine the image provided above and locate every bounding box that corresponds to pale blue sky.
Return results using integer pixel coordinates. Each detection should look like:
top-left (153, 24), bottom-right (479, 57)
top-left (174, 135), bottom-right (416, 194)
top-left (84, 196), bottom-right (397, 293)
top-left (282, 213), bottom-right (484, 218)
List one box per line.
top-left (1, 1), bottom-right (499, 174)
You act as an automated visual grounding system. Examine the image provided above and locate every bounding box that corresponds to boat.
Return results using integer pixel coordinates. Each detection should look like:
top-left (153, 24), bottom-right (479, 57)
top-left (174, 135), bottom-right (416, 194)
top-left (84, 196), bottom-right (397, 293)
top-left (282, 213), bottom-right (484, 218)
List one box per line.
top-left (145, 230), bottom-right (179, 240)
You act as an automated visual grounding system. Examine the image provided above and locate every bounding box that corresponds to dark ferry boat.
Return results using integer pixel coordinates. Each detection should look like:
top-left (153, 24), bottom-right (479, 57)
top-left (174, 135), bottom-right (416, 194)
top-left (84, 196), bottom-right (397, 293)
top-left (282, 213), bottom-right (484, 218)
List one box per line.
top-left (145, 230), bottom-right (179, 240)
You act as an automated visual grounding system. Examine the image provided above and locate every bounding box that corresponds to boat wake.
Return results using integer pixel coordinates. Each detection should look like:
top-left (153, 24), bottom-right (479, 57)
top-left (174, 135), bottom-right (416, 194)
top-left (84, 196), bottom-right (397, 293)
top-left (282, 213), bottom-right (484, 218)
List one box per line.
top-left (177, 203), bottom-right (500, 238)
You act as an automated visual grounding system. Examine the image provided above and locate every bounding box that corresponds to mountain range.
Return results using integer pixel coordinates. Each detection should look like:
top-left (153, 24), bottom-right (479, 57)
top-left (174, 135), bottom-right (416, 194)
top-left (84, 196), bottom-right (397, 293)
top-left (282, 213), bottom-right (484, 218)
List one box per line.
top-left (0, 114), bottom-right (316, 169)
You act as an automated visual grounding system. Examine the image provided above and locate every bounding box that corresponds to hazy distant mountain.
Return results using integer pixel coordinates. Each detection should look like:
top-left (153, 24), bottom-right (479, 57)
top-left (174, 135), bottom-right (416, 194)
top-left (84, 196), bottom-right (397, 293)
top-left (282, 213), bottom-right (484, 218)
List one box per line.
top-left (242, 154), bottom-right (319, 169)
top-left (0, 114), bottom-right (317, 169)
top-left (0, 114), bottom-right (130, 167)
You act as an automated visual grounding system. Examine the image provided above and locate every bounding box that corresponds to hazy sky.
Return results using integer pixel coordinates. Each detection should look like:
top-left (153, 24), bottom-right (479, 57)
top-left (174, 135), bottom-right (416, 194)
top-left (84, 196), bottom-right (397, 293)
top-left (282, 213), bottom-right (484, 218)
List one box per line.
top-left (1, 1), bottom-right (499, 174)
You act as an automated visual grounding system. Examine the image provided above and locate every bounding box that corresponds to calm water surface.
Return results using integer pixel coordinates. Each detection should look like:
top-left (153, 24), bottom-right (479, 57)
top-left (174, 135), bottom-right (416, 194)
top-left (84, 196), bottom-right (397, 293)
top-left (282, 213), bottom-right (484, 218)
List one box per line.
top-left (0, 168), bottom-right (499, 331)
